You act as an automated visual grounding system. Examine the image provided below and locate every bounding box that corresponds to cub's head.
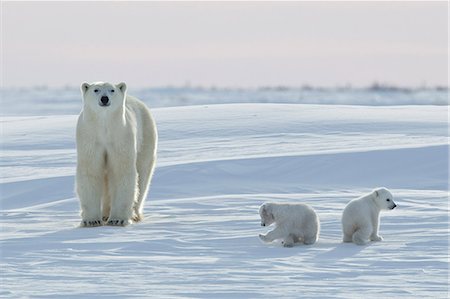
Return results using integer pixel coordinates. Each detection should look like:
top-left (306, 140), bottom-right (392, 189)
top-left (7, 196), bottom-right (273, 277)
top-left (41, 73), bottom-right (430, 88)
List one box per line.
top-left (81, 82), bottom-right (127, 111)
top-left (372, 187), bottom-right (397, 210)
top-left (259, 203), bottom-right (275, 227)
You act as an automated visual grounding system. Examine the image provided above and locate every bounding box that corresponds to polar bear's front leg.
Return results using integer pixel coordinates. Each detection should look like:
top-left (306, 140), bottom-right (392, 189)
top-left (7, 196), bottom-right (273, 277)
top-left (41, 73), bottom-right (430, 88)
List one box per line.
top-left (370, 215), bottom-right (383, 241)
top-left (76, 164), bottom-right (103, 227)
top-left (259, 227), bottom-right (285, 243)
top-left (101, 177), bottom-right (111, 222)
top-left (107, 156), bottom-right (138, 226)
top-left (107, 175), bottom-right (136, 226)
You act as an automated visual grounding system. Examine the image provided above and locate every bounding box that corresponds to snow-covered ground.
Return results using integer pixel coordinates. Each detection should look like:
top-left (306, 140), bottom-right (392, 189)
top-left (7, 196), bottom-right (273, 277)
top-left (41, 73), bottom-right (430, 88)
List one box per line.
top-left (1, 102), bottom-right (449, 298)
top-left (1, 86), bottom-right (448, 116)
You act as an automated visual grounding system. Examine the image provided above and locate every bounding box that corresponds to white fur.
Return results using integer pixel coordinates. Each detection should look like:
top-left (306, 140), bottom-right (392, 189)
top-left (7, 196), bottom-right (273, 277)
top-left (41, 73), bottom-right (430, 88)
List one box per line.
top-left (341, 187), bottom-right (397, 245)
top-left (258, 202), bottom-right (320, 247)
top-left (76, 82), bottom-right (157, 227)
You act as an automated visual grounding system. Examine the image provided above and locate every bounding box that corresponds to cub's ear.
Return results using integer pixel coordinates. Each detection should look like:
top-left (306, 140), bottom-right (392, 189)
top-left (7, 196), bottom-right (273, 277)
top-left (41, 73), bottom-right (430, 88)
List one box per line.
top-left (81, 82), bottom-right (90, 94)
top-left (261, 204), bottom-right (266, 210)
top-left (117, 82), bottom-right (127, 93)
top-left (373, 189), bottom-right (379, 197)
top-left (263, 203), bottom-right (272, 215)
top-left (260, 204), bottom-right (266, 214)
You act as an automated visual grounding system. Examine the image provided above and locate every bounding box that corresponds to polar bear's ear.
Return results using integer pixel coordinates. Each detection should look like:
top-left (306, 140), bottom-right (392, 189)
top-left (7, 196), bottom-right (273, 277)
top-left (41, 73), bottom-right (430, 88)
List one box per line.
top-left (81, 82), bottom-right (90, 94)
top-left (262, 204), bottom-right (273, 216)
top-left (117, 82), bottom-right (127, 93)
top-left (264, 204), bottom-right (274, 220)
top-left (262, 204), bottom-right (269, 214)
top-left (373, 189), bottom-right (379, 197)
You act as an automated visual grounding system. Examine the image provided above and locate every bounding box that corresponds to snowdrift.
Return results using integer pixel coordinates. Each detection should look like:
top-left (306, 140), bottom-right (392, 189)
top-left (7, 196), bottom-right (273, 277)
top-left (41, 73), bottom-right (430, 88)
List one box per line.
top-left (1, 104), bottom-right (448, 298)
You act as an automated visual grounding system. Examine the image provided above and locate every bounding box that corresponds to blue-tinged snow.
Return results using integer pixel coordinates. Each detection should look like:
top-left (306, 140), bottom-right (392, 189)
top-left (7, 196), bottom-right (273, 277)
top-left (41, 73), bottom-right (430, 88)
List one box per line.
top-left (1, 86), bottom-right (448, 116)
top-left (0, 93), bottom-right (449, 298)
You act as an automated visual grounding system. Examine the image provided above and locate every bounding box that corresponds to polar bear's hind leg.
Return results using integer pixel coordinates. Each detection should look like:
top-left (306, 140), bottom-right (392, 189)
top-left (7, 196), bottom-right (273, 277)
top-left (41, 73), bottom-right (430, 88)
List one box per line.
top-left (352, 226), bottom-right (372, 245)
top-left (282, 235), bottom-right (295, 247)
top-left (343, 233), bottom-right (353, 243)
top-left (303, 234), bottom-right (317, 245)
top-left (133, 155), bottom-right (155, 222)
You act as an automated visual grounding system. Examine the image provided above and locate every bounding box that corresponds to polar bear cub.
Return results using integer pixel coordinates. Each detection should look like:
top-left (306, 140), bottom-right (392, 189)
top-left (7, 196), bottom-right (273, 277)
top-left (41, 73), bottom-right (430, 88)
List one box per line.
top-left (342, 187), bottom-right (397, 245)
top-left (259, 202), bottom-right (320, 247)
top-left (76, 82), bottom-right (157, 227)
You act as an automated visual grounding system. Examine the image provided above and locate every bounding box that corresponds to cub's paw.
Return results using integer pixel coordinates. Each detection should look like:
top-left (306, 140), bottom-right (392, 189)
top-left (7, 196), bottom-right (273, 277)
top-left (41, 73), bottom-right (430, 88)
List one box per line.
top-left (107, 219), bottom-right (131, 226)
top-left (259, 234), bottom-right (268, 242)
top-left (353, 239), bottom-right (368, 246)
top-left (80, 219), bottom-right (103, 227)
top-left (370, 235), bottom-right (383, 242)
top-left (282, 241), bottom-right (294, 248)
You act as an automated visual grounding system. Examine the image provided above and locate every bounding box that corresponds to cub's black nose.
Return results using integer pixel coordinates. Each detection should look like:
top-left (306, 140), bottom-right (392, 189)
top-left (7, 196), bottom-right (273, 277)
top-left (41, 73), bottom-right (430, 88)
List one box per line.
top-left (101, 96), bottom-right (109, 105)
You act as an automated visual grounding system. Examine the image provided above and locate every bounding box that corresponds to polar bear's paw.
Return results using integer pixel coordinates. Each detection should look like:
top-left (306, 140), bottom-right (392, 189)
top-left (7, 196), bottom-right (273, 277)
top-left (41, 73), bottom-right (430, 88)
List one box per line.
top-left (352, 236), bottom-right (368, 246)
top-left (81, 219), bottom-right (103, 227)
top-left (282, 235), bottom-right (295, 247)
top-left (132, 213), bottom-right (144, 223)
top-left (370, 235), bottom-right (383, 242)
top-left (259, 234), bottom-right (268, 242)
top-left (107, 218), bottom-right (131, 226)
top-left (282, 241), bottom-right (294, 248)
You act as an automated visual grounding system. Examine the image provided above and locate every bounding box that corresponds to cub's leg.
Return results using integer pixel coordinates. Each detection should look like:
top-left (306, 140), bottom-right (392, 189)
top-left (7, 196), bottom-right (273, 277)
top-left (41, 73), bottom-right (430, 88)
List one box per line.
top-left (303, 233), bottom-right (318, 245)
top-left (259, 227), bottom-right (286, 243)
top-left (370, 216), bottom-right (383, 241)
top-left (352, 225), bottom-right (372, 245)
top-left (343, 233), bottom-right (353, 243)
top-left (282, 234), bottom-right (295, 247)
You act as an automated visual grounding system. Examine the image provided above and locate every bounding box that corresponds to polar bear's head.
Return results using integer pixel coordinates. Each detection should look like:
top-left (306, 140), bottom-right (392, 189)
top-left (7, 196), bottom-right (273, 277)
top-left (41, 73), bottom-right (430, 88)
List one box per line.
top-left (81, 82), bottom-right (127, 112)
top-left (372, 187), bottom-right (397, 210)
top-left (259, 203), bottom-right (275, 226)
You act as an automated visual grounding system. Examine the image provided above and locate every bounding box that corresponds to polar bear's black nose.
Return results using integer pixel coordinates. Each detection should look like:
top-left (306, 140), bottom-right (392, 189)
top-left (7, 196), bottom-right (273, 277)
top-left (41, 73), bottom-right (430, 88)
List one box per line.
top-left (101, 96), bottom-right (109, 105)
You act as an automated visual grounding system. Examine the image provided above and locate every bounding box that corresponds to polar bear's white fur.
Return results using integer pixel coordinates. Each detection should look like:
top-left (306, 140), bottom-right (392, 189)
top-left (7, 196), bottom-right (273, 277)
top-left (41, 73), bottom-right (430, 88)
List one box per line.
top-left (258, 202), bottom-right (320, 247)
top-left (342, 187), bottom-right (396, 245)
top-left (76, 82), bottom-right (157, 227)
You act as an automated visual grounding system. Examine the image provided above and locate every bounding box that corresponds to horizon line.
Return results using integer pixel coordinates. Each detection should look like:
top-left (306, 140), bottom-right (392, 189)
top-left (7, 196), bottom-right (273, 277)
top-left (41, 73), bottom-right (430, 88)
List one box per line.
top-left (1, 82), bottom-right (448, 91)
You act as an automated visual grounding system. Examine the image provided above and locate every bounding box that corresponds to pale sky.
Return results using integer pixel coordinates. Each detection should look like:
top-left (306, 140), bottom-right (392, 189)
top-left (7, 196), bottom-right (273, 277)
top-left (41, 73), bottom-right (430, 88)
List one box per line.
top-left (1, 1), bottom-right (448, 88)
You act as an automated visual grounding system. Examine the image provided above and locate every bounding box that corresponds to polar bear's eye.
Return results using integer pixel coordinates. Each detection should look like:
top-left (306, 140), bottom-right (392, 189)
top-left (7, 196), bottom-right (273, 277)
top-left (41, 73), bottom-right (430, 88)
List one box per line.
top-left (94, 89), bottom-right (99, 93)
top-left (110, 89), bottom-right (115, 93)
top-left (386, 199), bottom-right (390, 202)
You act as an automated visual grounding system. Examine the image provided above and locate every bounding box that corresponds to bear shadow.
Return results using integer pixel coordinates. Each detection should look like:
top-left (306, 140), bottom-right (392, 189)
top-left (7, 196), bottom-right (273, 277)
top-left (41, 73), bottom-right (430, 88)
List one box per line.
top-left (315, 242), bottom-right (366, 261)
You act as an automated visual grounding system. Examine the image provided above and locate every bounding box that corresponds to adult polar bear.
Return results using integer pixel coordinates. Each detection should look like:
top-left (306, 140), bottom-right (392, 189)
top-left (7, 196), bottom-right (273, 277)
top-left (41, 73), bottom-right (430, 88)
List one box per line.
top-left (76, 82), bottom-right (157, 227)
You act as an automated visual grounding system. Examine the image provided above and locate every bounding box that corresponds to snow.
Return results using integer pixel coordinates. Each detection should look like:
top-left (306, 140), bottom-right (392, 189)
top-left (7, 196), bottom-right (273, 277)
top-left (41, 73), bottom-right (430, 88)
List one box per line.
top-left (1, 102), bottom-right (449, 298)
top-left (1, 87), bottom-right (448, 116)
